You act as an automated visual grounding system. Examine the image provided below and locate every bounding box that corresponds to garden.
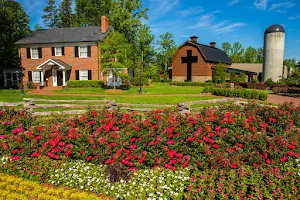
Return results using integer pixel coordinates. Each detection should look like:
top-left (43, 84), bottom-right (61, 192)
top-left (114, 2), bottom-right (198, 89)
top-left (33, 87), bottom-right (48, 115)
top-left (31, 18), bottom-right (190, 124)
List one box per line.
top-left (0, 103), bottom-right (299, 199)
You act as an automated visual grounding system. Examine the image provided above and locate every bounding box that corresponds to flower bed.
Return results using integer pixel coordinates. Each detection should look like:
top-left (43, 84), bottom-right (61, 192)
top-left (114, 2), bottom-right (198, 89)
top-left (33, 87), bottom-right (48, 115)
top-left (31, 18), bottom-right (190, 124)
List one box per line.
top-left (0, 104), bottom-right (299, 170)
top-left (0, 173), bottom-right (111, 200)
top-left (0, 104), bottom-right (299, 199)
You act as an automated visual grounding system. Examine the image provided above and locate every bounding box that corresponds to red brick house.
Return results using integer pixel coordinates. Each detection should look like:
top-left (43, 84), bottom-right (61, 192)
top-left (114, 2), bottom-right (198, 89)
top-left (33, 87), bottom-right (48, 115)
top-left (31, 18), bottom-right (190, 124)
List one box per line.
top-left (15, 16), bottom-right (111, 88)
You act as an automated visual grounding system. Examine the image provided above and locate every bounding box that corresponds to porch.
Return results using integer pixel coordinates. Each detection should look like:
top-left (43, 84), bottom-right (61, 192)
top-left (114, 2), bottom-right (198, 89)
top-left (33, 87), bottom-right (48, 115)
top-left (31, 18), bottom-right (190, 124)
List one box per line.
top-left (35, 59), bottom-right (71, 87)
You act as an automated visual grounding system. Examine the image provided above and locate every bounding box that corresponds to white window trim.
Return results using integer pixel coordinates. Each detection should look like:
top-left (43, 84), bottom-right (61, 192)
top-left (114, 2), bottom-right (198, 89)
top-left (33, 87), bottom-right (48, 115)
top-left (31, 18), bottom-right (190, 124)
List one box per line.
top-left (79, 46), bottom-right (88, 58)
top-left (32, 71), bottom-right (41, 83)
top-left (79, 70), bottom-right (89, 80)
top-left (55, 47), bottom-right (62, 56)
top-left (31, 48), bottom-right (39, 59)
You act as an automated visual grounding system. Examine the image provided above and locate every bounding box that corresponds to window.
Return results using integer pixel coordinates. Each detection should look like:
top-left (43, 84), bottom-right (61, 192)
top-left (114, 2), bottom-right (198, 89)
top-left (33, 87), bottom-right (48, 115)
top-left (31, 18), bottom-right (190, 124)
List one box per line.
top-left (32, 71), bottom-right (41, 83)
top-left (79, 70), bottom-right (88, 80)
top-left (31, 48), bottom-right (39, 59)
top-left (79, 46), bottom-right (88, 58)
top-left (55, 47), bottom-right (62, 56)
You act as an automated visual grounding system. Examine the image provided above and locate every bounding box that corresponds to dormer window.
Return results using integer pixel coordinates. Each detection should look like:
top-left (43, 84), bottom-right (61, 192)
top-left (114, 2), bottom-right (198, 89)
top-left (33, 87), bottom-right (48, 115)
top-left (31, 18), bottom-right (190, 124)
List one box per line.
top-left (31, 48), bottom-right (39, 59)
top-left (55, 47), bottom-right (62, 56)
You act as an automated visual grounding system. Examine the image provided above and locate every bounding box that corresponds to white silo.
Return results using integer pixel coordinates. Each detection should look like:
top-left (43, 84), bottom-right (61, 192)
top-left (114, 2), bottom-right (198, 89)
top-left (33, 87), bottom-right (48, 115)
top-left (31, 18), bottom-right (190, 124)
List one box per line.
top-left (262, 24), bottom-right (285, 82)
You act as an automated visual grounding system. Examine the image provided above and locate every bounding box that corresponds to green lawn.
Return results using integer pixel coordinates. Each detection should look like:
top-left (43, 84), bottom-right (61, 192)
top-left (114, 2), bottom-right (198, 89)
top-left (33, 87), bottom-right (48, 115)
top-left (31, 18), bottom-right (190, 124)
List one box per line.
top-left (52, 83), bottom-right (204, 95)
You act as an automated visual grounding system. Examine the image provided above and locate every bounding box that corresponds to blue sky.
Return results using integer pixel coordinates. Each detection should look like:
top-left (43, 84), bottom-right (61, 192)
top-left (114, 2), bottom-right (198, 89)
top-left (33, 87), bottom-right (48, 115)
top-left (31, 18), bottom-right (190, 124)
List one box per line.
top-left (18, 0), bottom-right (300, 60)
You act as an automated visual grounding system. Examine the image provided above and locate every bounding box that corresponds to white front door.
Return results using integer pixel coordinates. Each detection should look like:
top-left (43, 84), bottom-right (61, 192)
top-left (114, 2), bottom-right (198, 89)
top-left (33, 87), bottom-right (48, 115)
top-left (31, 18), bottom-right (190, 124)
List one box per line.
top-left (52, 69), bottom-right (57, 87)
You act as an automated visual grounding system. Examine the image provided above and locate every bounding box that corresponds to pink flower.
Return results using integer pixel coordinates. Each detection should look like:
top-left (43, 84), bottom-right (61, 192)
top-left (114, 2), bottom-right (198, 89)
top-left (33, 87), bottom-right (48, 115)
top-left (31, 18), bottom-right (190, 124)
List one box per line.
top-left (130, 144), bottom-right (136, 149)
top-left (184, 155), bottom-right (189, 160)
top-left (167, 140), bottom-right (174, 145)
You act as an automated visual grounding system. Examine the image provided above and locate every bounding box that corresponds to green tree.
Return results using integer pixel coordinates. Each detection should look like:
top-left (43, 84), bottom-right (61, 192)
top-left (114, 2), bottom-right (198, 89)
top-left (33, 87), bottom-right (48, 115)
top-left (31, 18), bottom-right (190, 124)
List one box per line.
top-left (0, 0), bottom-right (31, 67)
top-left (58, 0), bottom-right (73, 27)
top-left (230, 71), bottom-right (236, 82)
top-left (256, 47), bottom-right (263, 63)
top-left (100, 31), bottom-right (130, 89)
top-left (157, 32), bottom-right (177, 82)
top-left (33, 24), bottom-right (43, 30)
top-left (243, 46), bottom-right (257, 63)
top-left (221, 42), bottom-right (231, 56)
top-left (230, 42), bottom-right (244, 63)
top-left (42, 0), bottom-right (59, 28)
top-left (213, 63), bottom-right (227, 84)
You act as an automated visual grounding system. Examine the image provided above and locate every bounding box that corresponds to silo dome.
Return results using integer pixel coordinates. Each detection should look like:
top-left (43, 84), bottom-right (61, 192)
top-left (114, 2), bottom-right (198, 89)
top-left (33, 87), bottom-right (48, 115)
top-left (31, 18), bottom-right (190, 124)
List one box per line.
top-left (264, 24), bottom-right (285, 34)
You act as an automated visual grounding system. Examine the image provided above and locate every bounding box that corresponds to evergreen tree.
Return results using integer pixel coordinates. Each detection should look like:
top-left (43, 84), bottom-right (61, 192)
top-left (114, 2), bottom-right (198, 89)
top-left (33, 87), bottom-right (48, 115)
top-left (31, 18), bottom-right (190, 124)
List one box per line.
top-left (0, 0), bottom-right (31, 67)
top-left (256, 47), bottom-right (263, 63)
top-left (42, 0), bottom-right (59, 28)
top-left (58, 0), bottom-right (73, 27)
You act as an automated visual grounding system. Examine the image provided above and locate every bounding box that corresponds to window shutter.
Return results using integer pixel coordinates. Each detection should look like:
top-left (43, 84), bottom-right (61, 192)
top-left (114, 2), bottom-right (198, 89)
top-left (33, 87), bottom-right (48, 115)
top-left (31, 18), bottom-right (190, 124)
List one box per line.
top-left (62, 47), bottom-right (65, 56)
top-left (38, 48), bottom-right (42, 58)
top-left (28, 71), bottom-right (32, 82)
top-left (75, 70), bottom-right (79, 80)
top-left (39, 71), bottom-right (42, 82)
top-left (75, 46), bottom-right (79, 57)
top-left (27, 48), bottom-right (31, 59)
top-left (88, 70), bottom-right (92, 80)
top-left (52, 47), bottom-right (55, 56)
top-left (87, 46), bottom-right (91, 57)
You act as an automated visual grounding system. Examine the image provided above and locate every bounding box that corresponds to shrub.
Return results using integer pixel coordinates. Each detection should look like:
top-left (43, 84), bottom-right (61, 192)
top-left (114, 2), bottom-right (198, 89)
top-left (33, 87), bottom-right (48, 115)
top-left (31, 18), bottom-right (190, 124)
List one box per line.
top-left (129, 77), bottom-right (149, 87)
top-left (169, 82), bottom-right (214, 87)
top-left (265, 78), bottom-right (274, 87)
top-left (67, 80), bottom-right (104, 88)
top-left (25, 81), bottom-right (34, 89)
top-left (252, 78), bottom-right (259, 83)
top-left (213, 63), bottom-right (227, 84)
top-left (236, 82), bottom-right (268, 90)
top-left (203, 87), bottom-right (268, 100)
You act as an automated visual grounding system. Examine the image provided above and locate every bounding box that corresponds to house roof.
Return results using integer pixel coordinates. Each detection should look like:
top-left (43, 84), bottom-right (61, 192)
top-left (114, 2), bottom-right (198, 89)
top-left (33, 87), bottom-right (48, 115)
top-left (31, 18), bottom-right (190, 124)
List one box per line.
top-left (230, 63), bottom-right (263, 74)
top-left (36, 59), bottom-right (72, 70)
top-left (15, 26), bottom-right (112, 45)
top-left (195, 43), bottom-right (232, 65)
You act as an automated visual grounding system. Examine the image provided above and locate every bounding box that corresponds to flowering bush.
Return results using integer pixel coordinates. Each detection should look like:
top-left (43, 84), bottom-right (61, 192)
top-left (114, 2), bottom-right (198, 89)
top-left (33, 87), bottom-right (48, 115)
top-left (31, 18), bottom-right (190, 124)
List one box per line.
top-left (0, 173), bottom-right (111, 200)
top-left (1, 103), bottom-right (299, 171)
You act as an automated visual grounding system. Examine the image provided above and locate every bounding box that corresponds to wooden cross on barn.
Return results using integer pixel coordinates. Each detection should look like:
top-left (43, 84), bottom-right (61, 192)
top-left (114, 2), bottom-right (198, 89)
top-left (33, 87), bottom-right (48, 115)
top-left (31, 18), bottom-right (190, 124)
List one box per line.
top-left (181, 50), bottom-right (198, 81)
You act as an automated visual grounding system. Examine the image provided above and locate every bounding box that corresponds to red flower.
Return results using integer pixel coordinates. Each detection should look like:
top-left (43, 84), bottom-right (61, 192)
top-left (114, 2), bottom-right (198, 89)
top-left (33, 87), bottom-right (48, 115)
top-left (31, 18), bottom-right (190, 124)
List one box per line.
top-left (139, 156), bottom-right (146, 164)
top-left (230, 163), bottom-right (238, 169)
top-left (86, 156), bottom-right (92, 161)
top-left (182, 161), bottom-right (189, 168)
top-left (288, 143), bottom-right (296, 150)
top-left (280, 156), bottom-right (288, 163)
top-left (130, 137), bottom-right (136, 143)
top-left (170, 159), bottom-right (177, 164)
top-left (171, 166), bottom-right (176, 171)
top-left (65, 150), bottom-right (72, 157)
top-left (106, 159), bottom-right (113, 164)
top-left (12, 156), bottom-right (18, 161)
top-left (12, 149), bottom-right (18, 154)
top-left (266, 159), bottom-right (271, 164)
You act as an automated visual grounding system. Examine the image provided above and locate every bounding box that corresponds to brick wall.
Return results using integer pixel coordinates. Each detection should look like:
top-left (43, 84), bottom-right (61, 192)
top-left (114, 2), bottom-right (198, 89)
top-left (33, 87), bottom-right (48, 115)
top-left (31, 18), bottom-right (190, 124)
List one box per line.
top-left (20, 44), bottom-right (100, 86)
top-left (172, 43), bottom-right (212, 82)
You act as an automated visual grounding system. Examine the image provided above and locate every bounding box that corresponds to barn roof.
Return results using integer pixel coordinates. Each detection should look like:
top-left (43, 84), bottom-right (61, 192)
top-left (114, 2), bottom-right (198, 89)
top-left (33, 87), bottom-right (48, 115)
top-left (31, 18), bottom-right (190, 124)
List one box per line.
top-left (15, 26), bottom-right (111, 45)
top-left (195, 43), bottom-right (232, 65)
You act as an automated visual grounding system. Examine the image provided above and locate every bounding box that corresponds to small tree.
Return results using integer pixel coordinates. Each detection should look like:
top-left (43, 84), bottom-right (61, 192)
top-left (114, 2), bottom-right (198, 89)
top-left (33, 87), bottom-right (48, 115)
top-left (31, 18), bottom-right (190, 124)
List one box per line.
top-left (230, 72), bottom-right (236, 82)
top-left (100, 31), bottom-right (130, 89)
top-left (213, 63), bottom-right (227, 84)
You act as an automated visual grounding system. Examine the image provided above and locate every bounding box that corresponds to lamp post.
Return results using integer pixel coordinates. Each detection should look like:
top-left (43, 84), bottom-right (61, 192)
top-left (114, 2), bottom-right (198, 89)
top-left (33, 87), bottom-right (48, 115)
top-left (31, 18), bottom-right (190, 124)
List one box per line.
top-left (19, 66), bottom-right (25, 96)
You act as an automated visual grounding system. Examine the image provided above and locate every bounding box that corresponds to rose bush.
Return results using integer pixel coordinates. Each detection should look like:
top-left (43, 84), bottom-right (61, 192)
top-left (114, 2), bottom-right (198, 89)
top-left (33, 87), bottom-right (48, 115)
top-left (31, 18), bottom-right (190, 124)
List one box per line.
top-left (0, 103), bottom-right (299, 170)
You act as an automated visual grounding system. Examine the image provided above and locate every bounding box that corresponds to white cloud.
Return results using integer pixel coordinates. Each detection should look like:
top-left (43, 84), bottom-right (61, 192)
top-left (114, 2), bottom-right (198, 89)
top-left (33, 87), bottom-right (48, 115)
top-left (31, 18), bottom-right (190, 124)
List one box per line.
top-left (188, 12), bottom-right (246, 34)
top-left (149, 0), bottom-right (180, 15)
top-left (276, 9), bottom-right (287, 13)
top-left (179, 7), bottom-right (205, 17)
top-left (253, 0), bottom-right (268, 10)
top-left (269, 1), bottom-right (295, 11)
top-left (229, 0), bottom-right (241, 6)
top-left (288, 15), bottom-right (300, 20)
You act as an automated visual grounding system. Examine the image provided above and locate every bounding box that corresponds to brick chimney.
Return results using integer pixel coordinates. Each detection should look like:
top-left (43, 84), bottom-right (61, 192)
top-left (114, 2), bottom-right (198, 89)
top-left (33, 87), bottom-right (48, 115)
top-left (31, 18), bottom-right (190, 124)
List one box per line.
top-left (101, 16), bottom-right (109, 33)
top-left (210, 42), bottom-right (216, 48)
top-left (190, 36), bottom-right (198, 43)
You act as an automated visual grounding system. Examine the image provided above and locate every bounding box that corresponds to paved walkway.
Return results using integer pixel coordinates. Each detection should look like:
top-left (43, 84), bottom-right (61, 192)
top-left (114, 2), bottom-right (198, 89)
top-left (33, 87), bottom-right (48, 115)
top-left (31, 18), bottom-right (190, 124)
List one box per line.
top-left (267, 94), bottom-right (300, 107)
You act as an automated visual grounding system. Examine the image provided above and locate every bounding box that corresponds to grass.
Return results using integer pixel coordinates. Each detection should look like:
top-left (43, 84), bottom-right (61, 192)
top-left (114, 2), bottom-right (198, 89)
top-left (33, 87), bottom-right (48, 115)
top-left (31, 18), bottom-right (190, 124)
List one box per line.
top-left (53, 83), bottom-right (204, 95)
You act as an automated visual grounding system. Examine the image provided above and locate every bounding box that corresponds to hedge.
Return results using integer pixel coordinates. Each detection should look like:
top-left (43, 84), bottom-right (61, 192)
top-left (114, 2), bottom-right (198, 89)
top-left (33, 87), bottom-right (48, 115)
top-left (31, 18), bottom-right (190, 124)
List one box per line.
top-left (203, 87), bottom-right (268, 100)
top-left (169, 82), bottom-right (214, 87)
top-left (67, 80), bottom-right (104, 88)
top-left (235, 82), bottom-right (268, 90)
